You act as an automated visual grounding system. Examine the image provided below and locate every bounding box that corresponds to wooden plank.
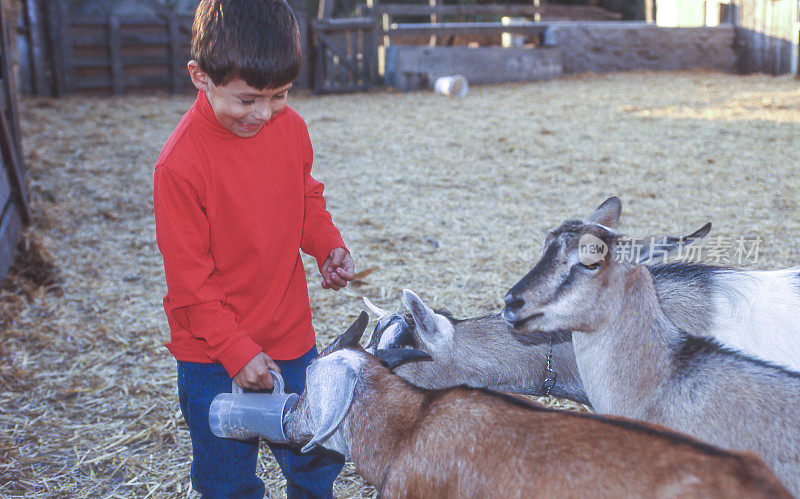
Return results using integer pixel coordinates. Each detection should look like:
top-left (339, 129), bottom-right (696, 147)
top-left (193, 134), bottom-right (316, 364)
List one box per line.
top-left (0, 162), bottom-right (11, 211)
top-left (0, 99), bottom-right (29, 223)
top-left (72, 32), bottom-right (171, 47)
top-left (0, 202), bottom-right (24, 283)
top-left (314, 32), bottom-right (363, 75)
top-left (429, 0), bottom-right (438, 46)
top-left (312, 18), bottom-right (375, 31)
top-left (0, 3), bottom-right (30, 223)
top-left (107, 15), bottom-right (123, 95)
top-left (167, 14), bottom-right (182, 94)
top-left (24, 0), bottom-right (47, 94)
top-left (376, 4), bottom-right (540, 17)
top-left (43, 0), bottom-right (64, 95)
top-left (70, 74), bottom-right (176, 90)
top-left (71, 15), bottom-right (193, 29)
top-left (73, 55), bottom-right (171, 68)
top-left (318, 0), bottom-right (336, 19)
top-left (387, 22), bottom-right (549, 38)
top-left (58, 0), bottom-right (73, 94)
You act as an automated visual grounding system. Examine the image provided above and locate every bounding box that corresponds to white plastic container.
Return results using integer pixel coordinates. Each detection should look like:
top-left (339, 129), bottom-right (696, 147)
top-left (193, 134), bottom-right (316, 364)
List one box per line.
top-left (208, 371), bottom-right (298, 444)
top-left (433, 75), bottom-right (469, 98)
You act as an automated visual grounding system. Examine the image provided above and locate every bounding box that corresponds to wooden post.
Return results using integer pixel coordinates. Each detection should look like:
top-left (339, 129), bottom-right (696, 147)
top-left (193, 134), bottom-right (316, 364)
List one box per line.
top-left (318, 0), bottom-right (335, 19)
top-left (167, 14), bottom-right (182, 93)
top-left (108, 15), bottom-right (122, 95)
top-left (0, 2), bottom-right (30, 222)
top-left (429, 0), bottom-right (437, 47)
top-left (644, 0), bottom-right (654, 23)
top-left (55, 0), bottom-right (72, 94)
top-left (23, 0), bottom-right (47, 95)
top-left (43, 0), bottom-right (62, 95)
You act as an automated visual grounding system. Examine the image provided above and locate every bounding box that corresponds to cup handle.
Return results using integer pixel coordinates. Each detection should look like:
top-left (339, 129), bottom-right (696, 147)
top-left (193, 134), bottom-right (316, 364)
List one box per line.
top-left (269, 370), bottom-right (286, 394)
top-left (229, 372), bottom-right (284, 394)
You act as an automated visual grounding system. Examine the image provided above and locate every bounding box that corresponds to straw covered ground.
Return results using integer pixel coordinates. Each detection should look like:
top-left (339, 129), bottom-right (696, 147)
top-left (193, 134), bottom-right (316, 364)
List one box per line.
top-left (2, 70), bottom-right (799, 497)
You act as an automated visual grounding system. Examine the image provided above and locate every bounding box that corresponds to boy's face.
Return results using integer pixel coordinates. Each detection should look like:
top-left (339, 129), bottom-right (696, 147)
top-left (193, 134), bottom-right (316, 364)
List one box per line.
top-left (188, 61), bottom-right (292, 138)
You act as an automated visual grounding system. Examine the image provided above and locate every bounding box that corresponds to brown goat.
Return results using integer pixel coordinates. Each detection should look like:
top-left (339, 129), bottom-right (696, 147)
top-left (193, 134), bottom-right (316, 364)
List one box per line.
top-left (287, 313), bottom-right (791, 498)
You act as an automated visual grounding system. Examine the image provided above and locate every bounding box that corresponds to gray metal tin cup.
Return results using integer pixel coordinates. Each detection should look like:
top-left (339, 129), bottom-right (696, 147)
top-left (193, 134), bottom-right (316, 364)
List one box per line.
top-left (208, 370), bottom-right (299, 444)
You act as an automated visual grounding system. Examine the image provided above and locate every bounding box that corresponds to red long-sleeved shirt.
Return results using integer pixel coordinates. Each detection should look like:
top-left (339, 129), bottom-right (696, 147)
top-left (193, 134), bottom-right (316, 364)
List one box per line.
top-left (153, 91), bottom-right (346, 376)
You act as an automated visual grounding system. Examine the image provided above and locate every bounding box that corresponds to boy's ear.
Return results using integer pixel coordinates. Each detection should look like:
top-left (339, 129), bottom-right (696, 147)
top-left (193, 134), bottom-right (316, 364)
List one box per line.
top-left (187, 60), bottom-right (211, 92)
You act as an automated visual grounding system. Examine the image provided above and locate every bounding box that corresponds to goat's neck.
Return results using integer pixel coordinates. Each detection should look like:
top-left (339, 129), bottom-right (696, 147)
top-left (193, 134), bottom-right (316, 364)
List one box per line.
top-left (572, 267), bottom-right (675, 418)
top-left (395, 319), bottom-right (588, 404)
top-left (344, 366), bottom-right (426, 490)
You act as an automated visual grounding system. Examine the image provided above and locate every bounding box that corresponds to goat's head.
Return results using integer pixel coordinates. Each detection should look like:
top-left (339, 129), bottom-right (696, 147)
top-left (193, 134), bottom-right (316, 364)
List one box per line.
top-left (287, 311), bottom-right (430, 455)
top-left (363, 291), bottom-right (459, 361)
top-left (362, 297), bottom-right (417, 354)
top-left (502, 196), bottom-right (711, 335)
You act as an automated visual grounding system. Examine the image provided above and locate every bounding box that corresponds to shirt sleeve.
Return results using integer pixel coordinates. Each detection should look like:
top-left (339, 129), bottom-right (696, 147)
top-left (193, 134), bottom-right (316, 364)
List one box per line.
top-left (297, 120), bottom-right (348, 269)
top-left (153, 165), bottom-right (263, 376)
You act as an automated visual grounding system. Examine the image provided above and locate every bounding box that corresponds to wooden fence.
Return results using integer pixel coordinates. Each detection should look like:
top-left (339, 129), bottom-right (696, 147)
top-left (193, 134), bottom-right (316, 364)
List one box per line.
top-left (12, 0), bottom-right (800, 96)
top-left (375, 3), bottom-right (546, 46)
top-left (68, 14), bottom-right (193, 95)
top-left (0, 1), bottom-right (30, 283)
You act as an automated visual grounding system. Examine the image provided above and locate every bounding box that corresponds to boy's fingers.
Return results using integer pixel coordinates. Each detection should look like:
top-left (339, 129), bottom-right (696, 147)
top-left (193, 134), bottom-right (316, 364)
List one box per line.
top-left (335, 266), bottom-right (355, 280)
top-left (328, 273), bottom-right (347, 287)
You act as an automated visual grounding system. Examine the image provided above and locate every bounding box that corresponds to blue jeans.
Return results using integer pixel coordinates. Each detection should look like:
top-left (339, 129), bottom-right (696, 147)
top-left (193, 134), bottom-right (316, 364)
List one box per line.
top-left (177, 347), bottom-right (344, 498)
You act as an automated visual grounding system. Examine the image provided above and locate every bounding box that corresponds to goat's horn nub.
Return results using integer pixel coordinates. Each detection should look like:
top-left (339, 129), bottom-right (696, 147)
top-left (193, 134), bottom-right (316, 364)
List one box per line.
top-left (340, 311), bottom-right (369, 348)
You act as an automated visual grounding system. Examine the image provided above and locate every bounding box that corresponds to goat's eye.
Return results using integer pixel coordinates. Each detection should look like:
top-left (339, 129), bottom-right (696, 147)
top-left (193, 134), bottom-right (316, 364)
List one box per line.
top-left (580, 262), bottom-right (601, 271)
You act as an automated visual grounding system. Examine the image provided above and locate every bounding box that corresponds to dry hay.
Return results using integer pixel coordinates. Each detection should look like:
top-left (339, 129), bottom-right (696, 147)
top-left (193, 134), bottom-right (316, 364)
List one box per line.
top-left (2, 70), bottom-right (799, 497)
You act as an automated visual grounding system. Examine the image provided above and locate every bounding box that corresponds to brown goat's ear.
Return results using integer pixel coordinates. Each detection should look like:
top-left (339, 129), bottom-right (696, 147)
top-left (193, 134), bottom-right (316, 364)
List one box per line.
top-left (340, 311), bottom-right (369, 349)
top-left (588, 196), bottom-right (622, 229)
top-left (376, 348), bottom-right (432, 369)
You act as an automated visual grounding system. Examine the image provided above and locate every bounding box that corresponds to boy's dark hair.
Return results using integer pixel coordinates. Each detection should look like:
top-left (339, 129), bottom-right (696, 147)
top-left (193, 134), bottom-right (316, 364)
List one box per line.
top-left (192, 0), bottom-right (301, 89)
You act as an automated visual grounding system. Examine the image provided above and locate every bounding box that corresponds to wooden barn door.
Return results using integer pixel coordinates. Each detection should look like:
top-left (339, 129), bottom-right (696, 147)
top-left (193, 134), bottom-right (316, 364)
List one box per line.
top-left (310, 5), bottom-right (377, 93)
top-left (0, 1), bottom-right (30, 281)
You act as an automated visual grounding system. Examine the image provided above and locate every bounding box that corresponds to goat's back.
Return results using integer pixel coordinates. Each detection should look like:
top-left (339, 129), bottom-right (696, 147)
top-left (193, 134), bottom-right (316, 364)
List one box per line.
top-left (380, 388), bottom-right (790, 498)
top-left (638, 336), bottom-right (800, 494)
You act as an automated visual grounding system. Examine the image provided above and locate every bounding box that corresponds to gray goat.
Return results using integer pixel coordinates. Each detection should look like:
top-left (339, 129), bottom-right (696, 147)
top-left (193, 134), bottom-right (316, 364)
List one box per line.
top-left (502, 197), bottom-right (800, 495)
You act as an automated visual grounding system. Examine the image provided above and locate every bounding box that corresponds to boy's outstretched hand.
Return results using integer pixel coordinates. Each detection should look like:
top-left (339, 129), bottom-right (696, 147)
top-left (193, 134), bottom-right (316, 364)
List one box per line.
top-left (320, 247), bottom-right (355, 290)
top-left (233, 352), bottom-right (281, 391)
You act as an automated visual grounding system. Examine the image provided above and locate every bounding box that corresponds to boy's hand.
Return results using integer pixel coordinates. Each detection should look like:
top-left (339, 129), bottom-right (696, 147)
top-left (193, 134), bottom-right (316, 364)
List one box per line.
top-left (233, 352), bottom-right (281, 391)
top-left (320, 247), bottom-right (355, 290)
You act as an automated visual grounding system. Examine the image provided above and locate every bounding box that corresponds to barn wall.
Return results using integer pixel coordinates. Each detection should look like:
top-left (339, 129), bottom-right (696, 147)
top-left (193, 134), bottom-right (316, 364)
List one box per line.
top-left (549, 22), bottom-right (737, 74)
top-left (733, 0), bottom-right (799, 74)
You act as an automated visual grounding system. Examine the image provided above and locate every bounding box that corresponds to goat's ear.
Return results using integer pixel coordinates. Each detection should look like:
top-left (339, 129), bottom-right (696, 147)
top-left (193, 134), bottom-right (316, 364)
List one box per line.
top-left (587, 196), bottom-right (622, 229)
top-left (363, 297), bottom-right (392, 318)
top-left (635, 222), bottom-right (712, 264)
top-left (376, 348), bottom-right (432, 369)
top-left (402, 289), bottom-right (451, 349)
top-left (300, 352), bottom-right (361, 454)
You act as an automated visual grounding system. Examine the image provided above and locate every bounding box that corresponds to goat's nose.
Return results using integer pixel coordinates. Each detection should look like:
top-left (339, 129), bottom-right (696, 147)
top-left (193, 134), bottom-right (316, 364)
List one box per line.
top-left (502, 294), bottom-right (524, 323)
top-left (504, 293), bottom-right (523, 309)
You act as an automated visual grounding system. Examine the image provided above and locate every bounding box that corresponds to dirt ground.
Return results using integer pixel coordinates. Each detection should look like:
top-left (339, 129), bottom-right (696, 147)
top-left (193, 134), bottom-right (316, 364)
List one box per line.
top-left (2, 70), bottom-right (799, 497)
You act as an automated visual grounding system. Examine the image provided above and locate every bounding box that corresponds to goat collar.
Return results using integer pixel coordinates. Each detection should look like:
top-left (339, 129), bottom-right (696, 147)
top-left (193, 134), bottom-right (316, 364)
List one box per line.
top-left (541, 331), bottom-right (557, 396)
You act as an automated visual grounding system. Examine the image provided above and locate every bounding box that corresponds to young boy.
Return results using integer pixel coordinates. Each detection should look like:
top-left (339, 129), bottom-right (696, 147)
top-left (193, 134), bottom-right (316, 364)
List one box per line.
top-left (153, 1), bottom-right (355, 497)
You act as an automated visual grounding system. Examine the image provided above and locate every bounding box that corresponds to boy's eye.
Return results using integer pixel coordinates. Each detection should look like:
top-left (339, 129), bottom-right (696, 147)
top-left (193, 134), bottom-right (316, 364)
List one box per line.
top-left (273, 93), bottom-right (287, 101)
top-left (240, 99), bottom-right (256, 106)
